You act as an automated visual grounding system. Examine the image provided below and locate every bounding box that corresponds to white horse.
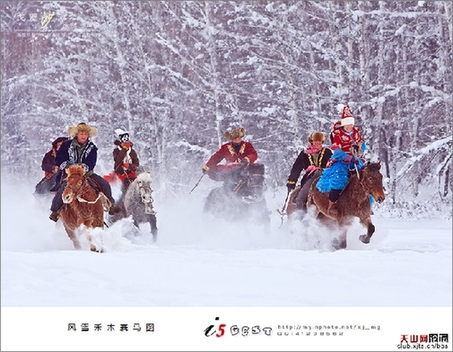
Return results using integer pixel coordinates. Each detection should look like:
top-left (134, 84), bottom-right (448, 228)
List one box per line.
top-left (122, 171), bottom-right (158, 242)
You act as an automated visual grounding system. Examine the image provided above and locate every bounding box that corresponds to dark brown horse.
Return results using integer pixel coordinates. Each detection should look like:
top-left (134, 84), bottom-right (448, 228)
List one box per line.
top-left (289, 162), bottom-right (385, 250)
top-left (59, 165), bottom-right (106, 252)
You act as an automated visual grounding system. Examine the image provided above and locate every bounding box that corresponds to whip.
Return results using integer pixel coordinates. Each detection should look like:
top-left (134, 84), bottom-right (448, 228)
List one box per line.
top-left (276, 190), bottom-right (291, 227)
top-left (189, 173), bottom-right (205, 194)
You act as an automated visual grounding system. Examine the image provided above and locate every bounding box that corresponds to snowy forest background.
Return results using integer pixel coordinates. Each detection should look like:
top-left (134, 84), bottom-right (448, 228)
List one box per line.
top-left (1, 0), bottom-right (452, 218)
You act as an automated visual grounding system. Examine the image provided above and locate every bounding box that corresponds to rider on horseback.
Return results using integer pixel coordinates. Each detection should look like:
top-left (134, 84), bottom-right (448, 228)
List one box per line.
top-left (315, 105), bottom-right (368, 216)
top-left (35, 136), bottom-right (69, 195)
top-left (286, 131), bottom-right (332, 212)
top-left (202, 127), bottom-right (258, 179)
top-left (112, 128), bottom-right (140, 194)
top-left (202, 127), bottom-right (263, 201)
top-left (42, 137), bottom-right (69, 179)
top-left (49, 122), bottom-right (122, 222)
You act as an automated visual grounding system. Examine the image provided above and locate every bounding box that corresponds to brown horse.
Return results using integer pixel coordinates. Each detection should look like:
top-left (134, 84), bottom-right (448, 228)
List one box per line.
top-left (289, 162), bottom-right (385, 250)
top-left (59, 165), bottom-right (107, 252)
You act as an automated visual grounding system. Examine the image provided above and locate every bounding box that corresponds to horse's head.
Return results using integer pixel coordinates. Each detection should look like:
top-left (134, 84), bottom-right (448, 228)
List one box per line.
top-left (361, 162), bottom-right (385, 203)
top-left (135, 172), bottom-right (154, 204)
top-left (62, 165), bottom-right (86, 204)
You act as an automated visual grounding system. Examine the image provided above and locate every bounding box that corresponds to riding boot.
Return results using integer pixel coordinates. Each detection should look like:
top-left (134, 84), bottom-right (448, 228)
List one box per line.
top-left (327, 200), bottom-right (338, 216)
top-left (327, 189), bottom-right (341, 216)
top-left (49, 211), bottom-right (59, 222)
top-left (49, 184), bottom-right (65, 222)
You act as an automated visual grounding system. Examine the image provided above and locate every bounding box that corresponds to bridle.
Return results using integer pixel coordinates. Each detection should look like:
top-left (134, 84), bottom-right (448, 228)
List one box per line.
top-left (64, 175), bottom-right (101, 204)
top-left (137, 179), bottom-right (156, 215)
top-left (357, 164), bottom-right (384, 202)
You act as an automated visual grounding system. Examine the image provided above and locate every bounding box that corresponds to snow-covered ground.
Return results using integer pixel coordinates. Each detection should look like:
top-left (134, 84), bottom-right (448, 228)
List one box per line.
top-left (1, 177), bottom-right (451, 351)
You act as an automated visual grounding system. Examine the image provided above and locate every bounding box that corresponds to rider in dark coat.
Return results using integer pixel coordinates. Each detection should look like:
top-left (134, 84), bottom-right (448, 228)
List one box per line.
top-left (49, 122), bottom-right (121, 222)
top-left (286, 132), bottom-right (332, 211)
top-left (42, 137), bottom-right (69, 178)
top-left (35, 137), bottom-right (69, 194)
top-left (113, 128), bottom-right (140, 190)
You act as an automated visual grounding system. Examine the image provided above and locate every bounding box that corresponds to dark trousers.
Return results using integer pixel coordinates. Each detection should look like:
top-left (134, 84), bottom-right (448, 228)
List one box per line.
top-left (50, 173), bottom-right (115, 212)
top-left (295, 176), bottom-right (316, 210)
top-left (328, 189), bottom-right (342, 203)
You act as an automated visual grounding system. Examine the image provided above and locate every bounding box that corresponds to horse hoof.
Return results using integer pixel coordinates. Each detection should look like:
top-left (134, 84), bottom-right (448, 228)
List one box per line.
top-left (359, 234), bottom-right (370, 244)
top-left (332, 238), bottom-right (346, 250)
top-left (90, 245), bottom-right (103, 253)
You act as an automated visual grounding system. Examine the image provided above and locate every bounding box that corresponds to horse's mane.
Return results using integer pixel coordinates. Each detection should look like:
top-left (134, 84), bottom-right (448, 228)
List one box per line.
top-left (362, 162), bottom-right (381, 172)
top-left (136, 171), bottom-right (152, 182)
top-left (65, 165), bottom-right (85, 177)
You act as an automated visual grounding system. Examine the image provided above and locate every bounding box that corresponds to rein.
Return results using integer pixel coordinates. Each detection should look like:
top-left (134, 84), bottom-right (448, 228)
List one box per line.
top-left (357, 167), bottom-right (373, 195)
top-left (77, 193), bottom-right (102, 204)
top-left (138, 184), bottom-right (153, 203)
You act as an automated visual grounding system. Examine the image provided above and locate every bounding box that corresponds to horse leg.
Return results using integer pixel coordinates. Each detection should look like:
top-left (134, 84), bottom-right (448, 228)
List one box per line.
top-left (331, 229), bottom-right (347, 250)
top-left (82, 218), bottom-right (104, 253)
top-left (359, 218), bottom-right (375, 244)
top-left (64, 226), bottom-right (81, 250)
top-left (89, 239), bottom-right (97, 252)
top-left (331, 218), bottom-right (352, 250)
top-left (149, 214), bottom-right (158, 242)
top-left (87, 232), bottom-right (104, 253)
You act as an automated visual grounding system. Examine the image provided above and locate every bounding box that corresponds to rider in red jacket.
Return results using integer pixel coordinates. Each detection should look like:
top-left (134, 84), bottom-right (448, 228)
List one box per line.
top-left (202, 127), bottom-right (258, 181)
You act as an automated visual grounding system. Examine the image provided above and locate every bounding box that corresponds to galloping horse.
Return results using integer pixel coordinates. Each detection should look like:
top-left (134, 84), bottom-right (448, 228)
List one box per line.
top-left (121, 171), bottom-right (158, 242)
top-left (302, 162), bottom-right (385, 250)
top-left (59, 165), bottom-right (107, 252)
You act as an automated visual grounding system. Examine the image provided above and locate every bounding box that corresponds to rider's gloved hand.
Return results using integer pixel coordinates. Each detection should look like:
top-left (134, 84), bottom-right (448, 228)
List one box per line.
top-left (241, 159), bottom-right (249, 165)
top-left (343, 155), bottom-right (353, 163)
top-left (60, 160), bottom-right (74, 169)
top-left (81, 163), bottom-right (89, 173)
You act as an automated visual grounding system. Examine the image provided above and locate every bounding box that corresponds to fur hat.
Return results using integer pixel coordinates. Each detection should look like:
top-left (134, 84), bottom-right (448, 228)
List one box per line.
top-left (51, 136), bottom-right (69, 147)
top-left (308, 132), bottom-right (325, 143)
top-left (224, 127), bottom-right (245, 140)
top-left (340, 105), bottom-right (354, 126)
top-left (67, 123), bottom-right (98, 138)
